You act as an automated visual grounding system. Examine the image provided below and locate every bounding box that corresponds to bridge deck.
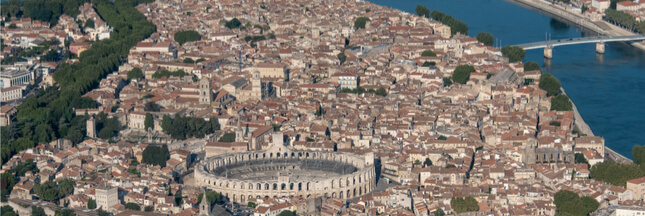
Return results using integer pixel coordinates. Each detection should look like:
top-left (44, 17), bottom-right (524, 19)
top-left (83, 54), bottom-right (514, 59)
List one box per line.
top-left (515, 35), bottom-right (645, 50)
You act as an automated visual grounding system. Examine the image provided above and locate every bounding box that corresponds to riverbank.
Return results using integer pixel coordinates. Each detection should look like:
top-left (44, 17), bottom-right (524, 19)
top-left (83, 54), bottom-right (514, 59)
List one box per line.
top-left (510, 0), bottom-right (645, 51)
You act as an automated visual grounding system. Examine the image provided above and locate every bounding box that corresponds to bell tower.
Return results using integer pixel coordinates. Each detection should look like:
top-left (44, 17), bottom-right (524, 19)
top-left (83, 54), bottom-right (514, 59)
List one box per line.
top-left (252, 71), bottom-right (262, 99)
top-left (199, 78), bottom-right (212, 105)
top-left (86, 116), bottom-right (96, 139)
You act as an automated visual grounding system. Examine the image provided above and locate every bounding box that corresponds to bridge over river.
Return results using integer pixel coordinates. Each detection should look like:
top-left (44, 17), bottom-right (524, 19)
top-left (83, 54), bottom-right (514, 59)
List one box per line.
top-left (512, 35), bottom-right (645, 58)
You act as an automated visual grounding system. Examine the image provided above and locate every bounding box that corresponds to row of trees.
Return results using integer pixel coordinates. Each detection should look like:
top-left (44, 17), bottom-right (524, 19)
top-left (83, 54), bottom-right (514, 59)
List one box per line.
top-left (590, 145), bottom-right (645, 186)
top-left (1, 0), bottom-right (89, 26)
top-left (415, 5), bottom-right (431, 18)
top-left (430, 10), bottom-right (468, 35)
top-left (161, 115), bottom-right (220, 140)
top-left (553, 190), bottom-right (599, 215)
top-left (1, 0), bottom-right (156, 165)
top-left (174, 30), bottom-right (201, 45)
top-left (340, 86), bottom-right (388, 96)
top-left (34, 179), bottom-right (75, 201)
top-left (605, 9), bottom-right (645, 34)
top-left (151, 69), bottom-right (187, 79)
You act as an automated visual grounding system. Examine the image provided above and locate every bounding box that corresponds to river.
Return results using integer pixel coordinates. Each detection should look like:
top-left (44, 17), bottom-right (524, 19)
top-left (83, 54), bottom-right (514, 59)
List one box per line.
top-left (368, 0), bottom-right (645, 159)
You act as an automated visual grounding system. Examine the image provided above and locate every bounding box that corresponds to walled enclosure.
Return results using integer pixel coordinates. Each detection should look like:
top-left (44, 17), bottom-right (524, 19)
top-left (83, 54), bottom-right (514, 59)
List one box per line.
top-left (195, 146), bottom-right (376, 203)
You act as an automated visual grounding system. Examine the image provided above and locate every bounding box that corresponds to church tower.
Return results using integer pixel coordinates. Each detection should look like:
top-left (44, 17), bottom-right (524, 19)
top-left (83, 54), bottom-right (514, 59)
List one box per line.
top-left (199, 78), bottom-right (212, 105)
top-left (252, 71), bottom-right (262, 100)
top-left (87, 116), bottom-right (96, 139)
top-left (199, 188), bottom-right (211, 216)
top-left (235, 118), bottom-right (244, 142)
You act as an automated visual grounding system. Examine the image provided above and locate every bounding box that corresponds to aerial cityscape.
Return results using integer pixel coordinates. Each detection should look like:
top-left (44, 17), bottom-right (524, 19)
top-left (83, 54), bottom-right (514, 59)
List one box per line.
top-left (1, 0), bottom-right (645, 215)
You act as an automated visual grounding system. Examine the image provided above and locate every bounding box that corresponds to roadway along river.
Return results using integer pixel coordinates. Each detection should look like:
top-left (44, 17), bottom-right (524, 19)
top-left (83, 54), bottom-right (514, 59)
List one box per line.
top-left (369, 0), bottom-right (645, 159)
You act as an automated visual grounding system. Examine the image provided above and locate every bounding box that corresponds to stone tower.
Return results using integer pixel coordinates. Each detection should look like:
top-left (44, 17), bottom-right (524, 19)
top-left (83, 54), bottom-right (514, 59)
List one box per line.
top-left (87, 116), bottom-right (96, 139)
top-left (252, 71), bottom-right (262, 99)
top-left (199, 78), bottom-right (212, 105)
top-left (199, 188), bottom-right (211, 216)
top-left (235, 118), bottom-right (244, 142)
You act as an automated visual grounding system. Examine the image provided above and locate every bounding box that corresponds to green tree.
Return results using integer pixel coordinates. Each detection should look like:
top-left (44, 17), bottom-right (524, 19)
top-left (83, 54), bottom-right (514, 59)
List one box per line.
top-left (422, 61), bottom-right (435, 67)
top-left (438, 135), bottom-right (447, 140)
top-left (501, 46), bottom-right (526, 63)
top-left (278, 210), bottom-right (295, 216)
top-left (161, 115), bottom-right (173, 132)
top-left (65, 129), bottom-right (83, 145)
top-left (524, 61), bottom-right (541, 71)
top-left (337, 52), bottom-right (347, 65)
top-left (41, 49), bottom-right (60, 62)
top-left (354, 17), bottom-right (370, 29)
top-left (125, 203), bottom-right (141, 211)
top-left (57, 179), bottom-right (75, 198)
top-left (219, 133), bottom-right (236, 142)
top-left (174, 30), bottom-right (201, 45)
top-left (452, 65), bottom-right (475, 84)
top-left (144, 113), bottom-right (154, 131)
top-left (551, 94), bottom-right (573, 111)
top-left (141, 145), bottom-right (170, 168)
top-left (424, 158), bottom-right (433, 167)
top-left (443, 77), bottom-right (452, 87)
top-left (88, 198), bottom-right (97, 209)
top-left (205, 191), bottom-right (220, 205)
top-left (633, 145), bottom-right (645, 166)
top-left (434, 208), bottom-right (445, 216)
top-left (32, 207), bottom-right (46, 216)
top-left (34, 181), bottom-right (59, 201)
top-left (553, 190), bottom-right (599, 216)
top-left (450, 196), bottom-right (479, 213)
top-left (248, 202), bottom-right (257, 208)
top-left (183, 58), bottom-right (194, 64)
top-left (476, 32), bottom-right (494, 46)
top-left (416, 5), bottom-right (430, 18)
top-left (539, 74), bottom-right (561, 96)
top-left (421, 50), bottom-right (436, 57)
top-left (574, 153), bottom-right (589, 165)
top-left (590, 160), bottom-right (644, 186)
top-left (1, 206), bottom-right (16, 216)
top-left (127, 68), bottom-right (144, 80)
top-left (414, 160), bottom-right (422, 165)
top-left (224, 18), bottom-right (242, 29)
top-left (84, 19), bottom-right (95, 29)
top-left (145, 206), bottom-right (154, 212)
top-left (144, 101), bottom-right (160, 112)
top-left (430, 10), bottom-right (468, 35)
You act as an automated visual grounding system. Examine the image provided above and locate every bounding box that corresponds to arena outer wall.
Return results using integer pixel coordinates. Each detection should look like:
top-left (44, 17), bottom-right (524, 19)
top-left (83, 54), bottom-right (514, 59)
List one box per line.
top-left (195, 146), bottom-right (376, 204)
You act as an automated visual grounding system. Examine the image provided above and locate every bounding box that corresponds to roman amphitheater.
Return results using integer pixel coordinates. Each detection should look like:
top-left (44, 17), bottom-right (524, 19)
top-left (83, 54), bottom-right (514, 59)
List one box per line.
top-left (195, 146), bottom-right (377, 204)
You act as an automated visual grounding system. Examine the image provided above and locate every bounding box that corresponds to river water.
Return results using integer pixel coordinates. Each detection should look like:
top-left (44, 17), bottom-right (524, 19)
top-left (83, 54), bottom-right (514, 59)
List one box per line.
top-left (369, 0), bottom-right (645, 158)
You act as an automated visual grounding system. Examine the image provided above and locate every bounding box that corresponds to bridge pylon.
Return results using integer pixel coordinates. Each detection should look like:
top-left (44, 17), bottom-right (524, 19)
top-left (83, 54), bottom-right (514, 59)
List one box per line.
top-left (596, 42), bottom-right (605, 54)
top-left (544, 45), bottom-right (553, 59)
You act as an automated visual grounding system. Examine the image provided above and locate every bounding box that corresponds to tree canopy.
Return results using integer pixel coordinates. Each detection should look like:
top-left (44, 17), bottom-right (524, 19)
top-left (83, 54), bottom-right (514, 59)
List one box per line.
top-left (551, 94), bottom-right (573, 111)
top-left (205, 191), bottom-right (221, 205)
top-left (501, 46), bottom-right (526, 62)
top-left (452, 65), bottom-right (475, 84)
top-left (553, 190), bottom-right (599, 216)
top-left (337, 52), bottom-right (347, 65)
top-left (633, 145), bottom-right (645, 166)
top-left (161, 115), bottom-right (218, 140)
top-left (127, 68), bottom-right (144, 80)
top-left (476, 32), bottom-right (494, 46)
top-left (225, 18), bottom-right (242, 29)
top-left (151, 69), bottom-right (186, 79)
top-left (144, 113), bottom-right (154, 130)
top-left (416, 5), bottom-right (430, 18)
top-left (278, 210), bottom-right (296, 216)
top-left (421, 50), bottom-right (437, 57)
top-left (430, 10), bottom-right (468, 35)
top-left (2, 0), bottom-right (156, 165)
top-left (218, 133), bottom-right (236, 142)
top-left (125, 203), bottom-right (141, 211)
top-left (354, 17), bottom-right (370, 29)
top-left (141, 145), bottom-right (170, 167)
top-left (524, 61), bottom-right (541, 71)
top-left (174, 30), bottom-right (201, 45)
top-left (450, 196), bottom-right (478, 213)
top-left (538, 74), bottom-right (561, 96)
